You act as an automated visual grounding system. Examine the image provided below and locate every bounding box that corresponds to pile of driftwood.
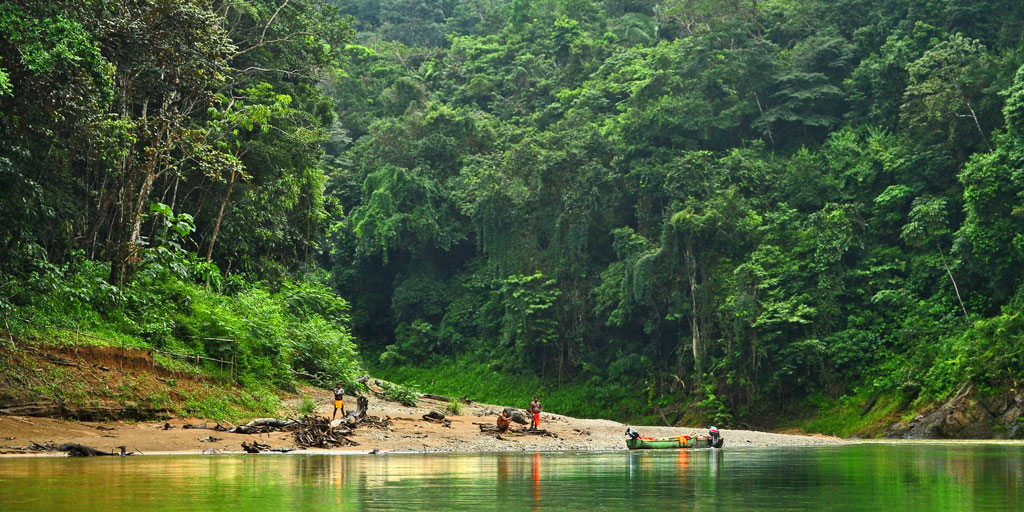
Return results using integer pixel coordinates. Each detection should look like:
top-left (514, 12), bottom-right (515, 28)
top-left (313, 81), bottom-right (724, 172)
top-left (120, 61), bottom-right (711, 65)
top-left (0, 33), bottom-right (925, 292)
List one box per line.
top-left (360, 415), bottom-right (393, 429)
top-left (180, 396), bottom-right (382, 453)
top-left (291, 415), bottom-right (356, 448)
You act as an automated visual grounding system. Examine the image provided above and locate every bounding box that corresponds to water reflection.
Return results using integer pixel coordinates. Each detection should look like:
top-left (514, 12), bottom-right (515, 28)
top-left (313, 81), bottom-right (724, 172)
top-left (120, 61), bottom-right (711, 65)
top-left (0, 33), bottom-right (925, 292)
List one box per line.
top-left (0, 444), bottom-right (1021, 511)
top-left (533, 452), bottom-right (541, 509)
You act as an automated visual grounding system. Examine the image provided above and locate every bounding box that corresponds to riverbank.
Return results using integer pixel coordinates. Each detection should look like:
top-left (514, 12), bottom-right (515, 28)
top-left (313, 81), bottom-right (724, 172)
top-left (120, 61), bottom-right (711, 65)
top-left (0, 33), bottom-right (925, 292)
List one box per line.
top-left (0, 389), bottom-right (842, 456)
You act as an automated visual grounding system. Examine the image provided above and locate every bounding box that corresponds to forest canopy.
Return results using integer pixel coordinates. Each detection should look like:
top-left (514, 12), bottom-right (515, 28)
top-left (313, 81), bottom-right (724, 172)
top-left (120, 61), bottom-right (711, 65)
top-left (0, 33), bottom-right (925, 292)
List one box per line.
top-left (3, 0), bottom-right (1024, 425)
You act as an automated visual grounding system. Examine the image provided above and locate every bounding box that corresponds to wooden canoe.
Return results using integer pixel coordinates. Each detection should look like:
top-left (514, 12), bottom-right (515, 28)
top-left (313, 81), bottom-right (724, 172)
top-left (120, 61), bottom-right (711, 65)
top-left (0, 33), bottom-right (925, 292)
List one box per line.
top-left (626, 435), bottom-right (723, 450)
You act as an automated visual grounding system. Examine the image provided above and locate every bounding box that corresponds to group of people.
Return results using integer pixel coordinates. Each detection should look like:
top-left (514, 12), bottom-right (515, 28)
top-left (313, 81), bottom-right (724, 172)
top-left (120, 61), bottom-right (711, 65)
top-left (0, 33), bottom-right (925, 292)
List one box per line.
top-left (497, 396), bottom-right (543, 433)
top-left (332, 383), bottom-right (543, 434)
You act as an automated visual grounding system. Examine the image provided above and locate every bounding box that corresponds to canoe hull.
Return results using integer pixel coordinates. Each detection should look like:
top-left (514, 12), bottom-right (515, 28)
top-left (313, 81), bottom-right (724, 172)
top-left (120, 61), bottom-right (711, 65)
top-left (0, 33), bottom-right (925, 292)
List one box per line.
top-left (626, 436), bottom-right (722, 450)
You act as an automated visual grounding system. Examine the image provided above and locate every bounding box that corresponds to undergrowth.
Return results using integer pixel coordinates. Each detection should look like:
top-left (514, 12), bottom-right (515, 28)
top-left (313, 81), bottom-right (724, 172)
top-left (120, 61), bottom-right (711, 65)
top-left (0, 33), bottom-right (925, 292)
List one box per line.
top-left (376, 357), bottom-right (657, 424)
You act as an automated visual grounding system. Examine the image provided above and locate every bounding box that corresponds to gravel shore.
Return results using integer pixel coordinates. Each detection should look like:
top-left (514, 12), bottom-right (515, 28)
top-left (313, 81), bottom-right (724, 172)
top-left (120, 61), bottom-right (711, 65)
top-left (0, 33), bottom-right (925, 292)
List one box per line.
top-left (348, 393), bottom-right (844, 453)
top-left (0, 390), bottom-right (843, 456)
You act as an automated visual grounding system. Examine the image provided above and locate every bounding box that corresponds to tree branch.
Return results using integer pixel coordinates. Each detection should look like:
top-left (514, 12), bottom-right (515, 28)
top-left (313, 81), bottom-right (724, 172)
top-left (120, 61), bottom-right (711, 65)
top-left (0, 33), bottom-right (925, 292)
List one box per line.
top-left (230, 66), bottom-right (308, 78)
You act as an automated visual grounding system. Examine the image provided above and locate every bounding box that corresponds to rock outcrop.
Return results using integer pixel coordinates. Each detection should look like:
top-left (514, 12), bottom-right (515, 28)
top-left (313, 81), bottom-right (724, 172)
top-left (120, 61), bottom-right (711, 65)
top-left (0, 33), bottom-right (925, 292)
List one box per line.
top-left (885, 383), bottom-right (1023, 439)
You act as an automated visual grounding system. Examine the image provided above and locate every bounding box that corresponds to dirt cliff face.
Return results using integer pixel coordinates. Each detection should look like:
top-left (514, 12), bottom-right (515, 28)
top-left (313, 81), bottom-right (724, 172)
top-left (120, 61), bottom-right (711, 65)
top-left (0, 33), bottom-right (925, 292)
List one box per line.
top-left (0, 342), bottom-right (224, 421)
top-left (885, 383), bottom-right (1024, 439)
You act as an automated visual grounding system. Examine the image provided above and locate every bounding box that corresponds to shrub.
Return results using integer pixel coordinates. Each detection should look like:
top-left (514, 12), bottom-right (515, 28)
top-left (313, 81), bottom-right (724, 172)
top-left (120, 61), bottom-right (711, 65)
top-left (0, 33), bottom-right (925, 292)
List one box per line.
top-left (382, 382), bottom-right (421, 406)
top-left (299, 395), bottom-right (317, 415)
top-left (446, 397), bottom-right (463, 415)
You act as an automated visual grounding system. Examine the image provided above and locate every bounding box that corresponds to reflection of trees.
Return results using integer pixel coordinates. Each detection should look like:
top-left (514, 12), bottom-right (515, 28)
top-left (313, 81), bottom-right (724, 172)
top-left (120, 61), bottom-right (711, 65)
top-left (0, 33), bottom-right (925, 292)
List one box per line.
top-left (0, 447), bottom-right (1021, 509)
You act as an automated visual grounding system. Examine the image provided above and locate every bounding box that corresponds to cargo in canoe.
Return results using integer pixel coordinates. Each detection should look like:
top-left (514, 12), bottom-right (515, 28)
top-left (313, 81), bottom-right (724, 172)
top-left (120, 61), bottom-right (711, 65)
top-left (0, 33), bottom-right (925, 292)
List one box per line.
top-left (625, 435), bottom-right (723, 450)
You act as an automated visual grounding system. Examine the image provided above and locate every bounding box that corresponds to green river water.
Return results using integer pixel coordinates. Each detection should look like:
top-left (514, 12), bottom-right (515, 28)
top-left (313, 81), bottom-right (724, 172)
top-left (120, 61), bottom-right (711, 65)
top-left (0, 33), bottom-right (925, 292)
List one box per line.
top-left (1, 443), bottom-right (1021, 511)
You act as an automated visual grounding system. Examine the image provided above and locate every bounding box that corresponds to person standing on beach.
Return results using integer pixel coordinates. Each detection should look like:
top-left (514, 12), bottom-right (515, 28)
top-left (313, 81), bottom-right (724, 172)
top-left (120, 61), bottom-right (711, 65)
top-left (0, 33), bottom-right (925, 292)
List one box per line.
top-left (332, 383), bottom-right (346, 419)
top-left (529, 396), bottom-right (542, 430)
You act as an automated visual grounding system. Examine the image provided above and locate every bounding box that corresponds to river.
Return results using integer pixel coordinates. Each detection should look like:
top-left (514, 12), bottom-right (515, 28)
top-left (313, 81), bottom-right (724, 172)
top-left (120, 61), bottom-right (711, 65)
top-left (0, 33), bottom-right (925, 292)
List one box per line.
top-left (1, 443), bottom-right (1021, 510)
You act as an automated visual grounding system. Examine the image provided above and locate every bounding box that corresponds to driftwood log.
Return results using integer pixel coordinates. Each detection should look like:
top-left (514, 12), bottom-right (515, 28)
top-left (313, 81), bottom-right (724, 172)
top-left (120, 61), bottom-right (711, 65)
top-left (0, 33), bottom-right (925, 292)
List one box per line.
top-left (183, 421), bottom-right (229, 431)
top-left (240, 441), bottom-right (298, 453)
top-left (241, 441), bottom-right (271, 453)
top-left (229, 418), bottom-right (295, 434)
top-left (477, 424), bottom-right (559, 438)
top-left (421, 393), bottom-right (474, 404)
top-left (30, 441), bottom-right (132, 457)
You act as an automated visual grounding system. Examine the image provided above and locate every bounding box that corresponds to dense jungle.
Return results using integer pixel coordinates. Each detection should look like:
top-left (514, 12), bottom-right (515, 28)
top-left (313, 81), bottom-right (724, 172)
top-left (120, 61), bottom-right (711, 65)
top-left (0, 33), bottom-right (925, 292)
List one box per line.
top-left (3, 0), bottom-right (1024, 436)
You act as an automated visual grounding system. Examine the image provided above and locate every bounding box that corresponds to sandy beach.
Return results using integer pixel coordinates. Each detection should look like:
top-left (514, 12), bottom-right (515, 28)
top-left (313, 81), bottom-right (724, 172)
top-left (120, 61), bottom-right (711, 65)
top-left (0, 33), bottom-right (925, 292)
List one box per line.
top-left (0, 390), bottom-right (843, 456)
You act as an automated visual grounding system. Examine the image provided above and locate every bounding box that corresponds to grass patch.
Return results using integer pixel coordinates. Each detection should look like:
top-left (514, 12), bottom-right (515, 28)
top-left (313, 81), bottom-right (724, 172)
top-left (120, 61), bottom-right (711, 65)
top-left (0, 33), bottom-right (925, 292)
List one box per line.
top-left (176, 387), bottom-right (278, 422)
top-left (802, 389), bottom-right (904, 438)
top-left (382, 381), bottom-right (421, 406)
top-left (446, 398), bottom-right (463, 415)
top-left (298, 395), bottom-right (316, 415)
top-left (376, 357), bottom-right (655, 424)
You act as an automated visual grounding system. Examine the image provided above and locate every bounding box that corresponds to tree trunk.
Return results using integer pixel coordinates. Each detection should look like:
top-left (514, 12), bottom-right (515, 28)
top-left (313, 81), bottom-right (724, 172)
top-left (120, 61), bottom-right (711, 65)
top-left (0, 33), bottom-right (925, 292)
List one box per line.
top-left (206, 168), bottom-right (236, 262)
top-left (686, 242), bottom-right (703, 378)
top-left (937, 243), bottom-right (970, 322)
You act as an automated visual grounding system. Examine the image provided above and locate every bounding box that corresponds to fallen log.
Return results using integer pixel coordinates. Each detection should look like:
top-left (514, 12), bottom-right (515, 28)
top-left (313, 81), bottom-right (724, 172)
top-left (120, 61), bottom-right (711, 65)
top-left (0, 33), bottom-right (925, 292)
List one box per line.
top-left (477, 425), bottom-right (559, 438)
top-left (183, 422), bottom-right (228, 431)
top-left (244, 418), bottom-right (295, 428)
top-left (31, 441), bottom-right (131, 457)
top-left (240, 441), bottom-right (298, 454)
top-left (421, 393), bottom-right (453, 402)
top-left (229, 418), bottom-right (295, 434)
top-left (241, 441), bottom-right (271, 453)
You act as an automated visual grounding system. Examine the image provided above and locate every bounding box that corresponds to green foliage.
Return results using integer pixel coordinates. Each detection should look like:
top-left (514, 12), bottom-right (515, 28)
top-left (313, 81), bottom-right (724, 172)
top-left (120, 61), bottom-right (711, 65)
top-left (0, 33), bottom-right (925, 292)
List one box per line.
top-left (7, 258), bottom-right (364, 395)
top-left (322, 0), bottom-right (1024, 432)
top-left (379, 356), bottom-right (655, 423)
top-left (10, 0), bottom-right (1024, 433)
top-left (802, 390), bottom-right (904, 438)
top-left (382, 381), bottom-right (421, 407)
top-left (299, 395), bottom-right (317, 415)
top-left (446, 398), bottom-right (464, 416)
